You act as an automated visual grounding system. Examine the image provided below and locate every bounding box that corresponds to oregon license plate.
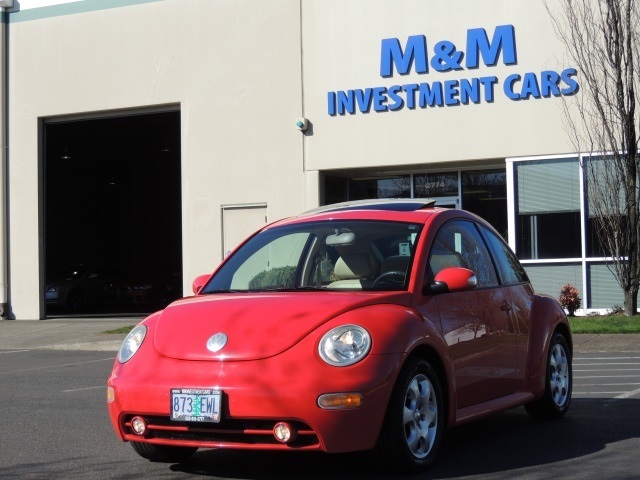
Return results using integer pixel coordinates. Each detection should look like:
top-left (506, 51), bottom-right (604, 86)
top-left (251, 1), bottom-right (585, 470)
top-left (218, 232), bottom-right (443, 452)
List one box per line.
top-left (170, 388), bottom-right (222, 423)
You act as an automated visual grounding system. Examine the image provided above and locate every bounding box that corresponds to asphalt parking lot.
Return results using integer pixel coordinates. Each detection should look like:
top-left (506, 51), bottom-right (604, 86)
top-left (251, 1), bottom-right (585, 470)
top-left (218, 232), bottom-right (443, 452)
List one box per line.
top-left (573, 353), bottom-right (640, 399)
top-left (0, 320), bottom-right (639, 479)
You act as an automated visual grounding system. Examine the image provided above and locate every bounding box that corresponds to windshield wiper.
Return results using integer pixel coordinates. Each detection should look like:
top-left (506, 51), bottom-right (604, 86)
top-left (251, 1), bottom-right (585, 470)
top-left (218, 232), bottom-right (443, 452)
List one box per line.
top-left (248, 286), bottom-right (326, 292)
top-left (202, 289), bottom-right (244, 294)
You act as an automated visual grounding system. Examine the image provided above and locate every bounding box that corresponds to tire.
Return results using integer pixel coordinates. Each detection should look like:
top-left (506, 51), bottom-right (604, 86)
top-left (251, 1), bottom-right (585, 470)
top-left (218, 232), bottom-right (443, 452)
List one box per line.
top-left (525, 332), bottom-right (572, 420)
top-left (130, 441), bottom-right (198, 463)
top-left (374, 358), bottom-right (444, 473)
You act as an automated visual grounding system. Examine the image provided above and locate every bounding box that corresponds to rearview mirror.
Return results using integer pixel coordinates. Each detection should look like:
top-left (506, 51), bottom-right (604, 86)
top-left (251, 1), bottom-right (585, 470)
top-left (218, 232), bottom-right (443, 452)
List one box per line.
top-left (326, 232), bottom-right (356, 246)
top-left (424, 267), bottom-right (477, 295)
top-left (192, 274), bottom-right (211, 294)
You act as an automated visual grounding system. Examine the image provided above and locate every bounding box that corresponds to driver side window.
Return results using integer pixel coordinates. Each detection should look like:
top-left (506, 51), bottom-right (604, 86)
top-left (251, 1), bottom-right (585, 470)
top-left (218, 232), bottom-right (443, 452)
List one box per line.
top-left (427, 220), bottom-right (499, 288)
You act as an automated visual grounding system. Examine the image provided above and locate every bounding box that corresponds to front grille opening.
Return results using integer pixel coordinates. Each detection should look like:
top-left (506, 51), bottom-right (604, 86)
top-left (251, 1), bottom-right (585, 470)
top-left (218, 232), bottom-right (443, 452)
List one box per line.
top-left (122, 415), bottom-right (319, 448)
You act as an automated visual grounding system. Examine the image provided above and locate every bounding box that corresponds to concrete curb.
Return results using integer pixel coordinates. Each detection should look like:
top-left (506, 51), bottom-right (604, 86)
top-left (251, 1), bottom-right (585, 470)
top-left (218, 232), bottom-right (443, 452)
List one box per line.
top-left (1, 319), bottom-right (639, 353)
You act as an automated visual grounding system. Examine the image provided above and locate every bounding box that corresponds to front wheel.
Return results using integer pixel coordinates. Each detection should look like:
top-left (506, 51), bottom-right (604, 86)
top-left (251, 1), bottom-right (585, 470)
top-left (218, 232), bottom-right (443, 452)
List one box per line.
top-left (525, 332), bottom-right (572, 419)
top-left (130, 442), bottom-right (198, 463)
top-left (374, 358), bottom-right (444, 473)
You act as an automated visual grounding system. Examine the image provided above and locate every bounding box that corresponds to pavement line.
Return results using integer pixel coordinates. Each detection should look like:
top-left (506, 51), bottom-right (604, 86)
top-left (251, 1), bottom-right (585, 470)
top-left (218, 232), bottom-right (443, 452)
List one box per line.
top-left (0, 357), bottom-right (114, 375)
top-left (0, 349), bottom-right (33, 354)
top-left (578, 383), bottom-right (640, 386)
top-left (574, 357), bottom-right (640, 360)
top-left (573, 375), bottom-right (640, 378)
top-left (573, 368), bottom-right (640, 372)
top-left (616, 388), bottom-right (640, 399)
top-left (574, 391), bottom-right (627, 395)
top-left (574, 363), bottom-right (640, 366)
top-left (63, 385), bottom-right (105, 393)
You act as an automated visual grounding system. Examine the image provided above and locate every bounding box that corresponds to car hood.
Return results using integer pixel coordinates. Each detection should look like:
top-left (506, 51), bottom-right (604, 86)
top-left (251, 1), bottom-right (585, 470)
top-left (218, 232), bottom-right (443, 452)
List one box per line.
top-left (153, 291), bottom-right (408, 361)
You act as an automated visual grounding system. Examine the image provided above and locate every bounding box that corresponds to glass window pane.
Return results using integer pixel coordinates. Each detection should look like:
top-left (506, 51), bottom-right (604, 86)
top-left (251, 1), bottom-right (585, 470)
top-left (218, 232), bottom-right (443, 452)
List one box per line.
top-left (480, 225), bottom-right (528, 285)
top-left (585, 156), bottom-right (628, 258)
top-left (461, 170), bottom-right (507, 238)
top-left (323, 175), bottom-right (349, 205)
top-left (587, 263), bottom-right (632, 309)
top-left (349, 176), bottom-right (410, 200)
top-left (516, 158), bottom-right (580, 213)
top-left (523, 263), bottom-right (582, 299)
top-left (586, 156), bottom-right (625, 215)
top-left (230, 232), bottom-right (310, 289)
top-left (413, 172), bottom-right (458, 197)
top-left (516, 212), bottom-right (581, 260)
top-left (428, 220), bottom-right (498, 288)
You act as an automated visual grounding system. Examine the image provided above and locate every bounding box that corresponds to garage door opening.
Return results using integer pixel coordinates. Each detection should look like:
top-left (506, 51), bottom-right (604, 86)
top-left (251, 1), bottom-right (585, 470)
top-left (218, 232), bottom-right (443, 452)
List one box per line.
top-left (43, 110), bottom-right (182, 317)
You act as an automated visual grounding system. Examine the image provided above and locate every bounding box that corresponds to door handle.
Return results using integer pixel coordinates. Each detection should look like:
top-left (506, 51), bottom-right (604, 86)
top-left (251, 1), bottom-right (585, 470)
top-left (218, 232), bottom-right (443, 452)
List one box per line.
top-left (501, 303), bottom-right (513, 312)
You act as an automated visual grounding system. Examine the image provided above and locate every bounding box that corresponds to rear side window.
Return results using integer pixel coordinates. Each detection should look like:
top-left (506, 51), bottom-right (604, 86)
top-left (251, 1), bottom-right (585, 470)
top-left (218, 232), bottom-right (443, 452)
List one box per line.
top-left (480, 225), bottom-right (529, 285)
top-left (428, 219), bottom-right (498, 288)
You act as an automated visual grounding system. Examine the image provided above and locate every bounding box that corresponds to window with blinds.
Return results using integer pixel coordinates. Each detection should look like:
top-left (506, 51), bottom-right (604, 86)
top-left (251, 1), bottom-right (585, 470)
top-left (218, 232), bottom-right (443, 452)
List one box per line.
top-left (515, 158), bottom-right (581, 259)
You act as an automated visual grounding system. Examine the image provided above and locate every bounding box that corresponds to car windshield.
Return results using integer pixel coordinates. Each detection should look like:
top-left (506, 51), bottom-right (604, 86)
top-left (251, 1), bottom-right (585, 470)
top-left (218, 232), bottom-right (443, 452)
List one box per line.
top-left (202, 220), bottom-right (422, 293)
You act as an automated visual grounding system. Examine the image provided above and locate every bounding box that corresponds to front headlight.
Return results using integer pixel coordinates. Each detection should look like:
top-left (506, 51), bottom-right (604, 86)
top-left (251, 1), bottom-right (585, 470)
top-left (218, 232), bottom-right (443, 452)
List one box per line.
top-left (319, 325), bottom-right (371, 367)
top-left (117, 325), bottom-right (147, 363)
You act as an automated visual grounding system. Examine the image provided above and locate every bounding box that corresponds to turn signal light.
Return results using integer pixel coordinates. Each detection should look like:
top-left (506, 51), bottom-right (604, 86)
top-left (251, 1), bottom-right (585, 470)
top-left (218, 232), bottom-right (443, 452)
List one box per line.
top-left (317, 392), bottom-right (364, 409)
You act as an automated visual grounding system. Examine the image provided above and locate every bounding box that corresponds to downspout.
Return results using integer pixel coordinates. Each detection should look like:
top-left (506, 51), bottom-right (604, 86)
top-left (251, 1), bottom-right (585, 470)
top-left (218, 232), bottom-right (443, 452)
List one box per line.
top-left (0, 2), bottom-right (10, 318)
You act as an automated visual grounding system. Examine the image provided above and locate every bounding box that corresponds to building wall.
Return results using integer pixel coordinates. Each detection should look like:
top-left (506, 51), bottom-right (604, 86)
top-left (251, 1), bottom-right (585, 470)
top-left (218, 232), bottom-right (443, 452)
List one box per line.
top-left (302, 0), bottom-right (581, 171)
top-left (5, 0), bottom-right (590, 318)
top-left (7, 0), bottom-right (305, 319)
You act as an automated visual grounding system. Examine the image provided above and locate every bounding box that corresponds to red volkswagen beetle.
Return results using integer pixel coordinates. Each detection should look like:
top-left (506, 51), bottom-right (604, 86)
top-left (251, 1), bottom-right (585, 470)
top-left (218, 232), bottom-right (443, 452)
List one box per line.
top-left (107, 199), bottom-right (572, 472)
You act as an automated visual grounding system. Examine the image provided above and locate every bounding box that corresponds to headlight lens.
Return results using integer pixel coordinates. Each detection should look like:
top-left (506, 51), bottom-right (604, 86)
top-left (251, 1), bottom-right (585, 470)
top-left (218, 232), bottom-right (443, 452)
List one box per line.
top-left (117, 325), bottom-right (147, 363)
top-left (319, 325), bottom-right (371, 366)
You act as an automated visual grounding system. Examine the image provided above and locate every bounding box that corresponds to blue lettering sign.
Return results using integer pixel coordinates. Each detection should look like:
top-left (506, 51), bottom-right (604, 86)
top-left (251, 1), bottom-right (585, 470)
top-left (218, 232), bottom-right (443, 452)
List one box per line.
top-left (380, 35), bottom-right (428, 77)
top-left (478, 76), bottom-right (498, 102)
top-left (388, 85), bottom-right (404, 111)
top-left (419, 82), bottom-right (443, 108)
top-left (403, 83), bottom-right (419, 108)
top-left (466, 25), bottom-right (517, 68)
top-left (373, 87), bottom-right (388, 111)
top-left (355, 88), bottom-right (373, 113)
top-left (561, 68), bottom-right (579, 95)
top-left (327, 25), bottom-right (579, 115)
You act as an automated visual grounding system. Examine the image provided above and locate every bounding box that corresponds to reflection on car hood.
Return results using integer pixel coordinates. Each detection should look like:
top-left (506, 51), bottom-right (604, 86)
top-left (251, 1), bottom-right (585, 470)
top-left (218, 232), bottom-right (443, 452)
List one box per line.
top-left (153, 292), bottom-right (404, 361)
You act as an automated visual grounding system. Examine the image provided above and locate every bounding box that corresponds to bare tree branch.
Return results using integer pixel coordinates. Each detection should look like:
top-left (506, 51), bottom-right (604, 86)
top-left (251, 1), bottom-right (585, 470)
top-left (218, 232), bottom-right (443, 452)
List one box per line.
top-left (547, 0), bottom-right (640, 314)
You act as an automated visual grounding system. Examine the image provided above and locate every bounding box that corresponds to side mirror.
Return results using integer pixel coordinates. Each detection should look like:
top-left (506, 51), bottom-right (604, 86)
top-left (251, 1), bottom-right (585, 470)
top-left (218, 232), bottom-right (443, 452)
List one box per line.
top-left (192, 274), bottom-right (211, 295)
top-left (424, 267), bottom-right (477, 294)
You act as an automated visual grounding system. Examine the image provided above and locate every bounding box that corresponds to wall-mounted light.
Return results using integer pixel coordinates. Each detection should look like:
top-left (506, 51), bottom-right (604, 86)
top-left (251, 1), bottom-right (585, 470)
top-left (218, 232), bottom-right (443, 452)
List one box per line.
top-left (295, 118), bottom-right (309, 132)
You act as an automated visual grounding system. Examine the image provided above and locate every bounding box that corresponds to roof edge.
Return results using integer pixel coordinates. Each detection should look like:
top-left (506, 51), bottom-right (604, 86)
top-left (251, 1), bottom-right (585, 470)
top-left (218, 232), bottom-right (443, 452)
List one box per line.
top-left (300, 198), bottom-right (436, 216)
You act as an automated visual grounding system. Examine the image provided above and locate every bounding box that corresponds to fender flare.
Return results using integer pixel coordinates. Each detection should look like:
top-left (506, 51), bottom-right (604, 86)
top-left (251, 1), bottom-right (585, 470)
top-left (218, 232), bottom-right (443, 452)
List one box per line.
top-left (525, 294), bottom-right (572, 398)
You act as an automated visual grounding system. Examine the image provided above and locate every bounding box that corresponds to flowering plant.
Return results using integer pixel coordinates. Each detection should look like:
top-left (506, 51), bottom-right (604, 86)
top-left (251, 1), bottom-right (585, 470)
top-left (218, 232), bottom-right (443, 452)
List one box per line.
top-left (558, 284), bottom-right (581, 316)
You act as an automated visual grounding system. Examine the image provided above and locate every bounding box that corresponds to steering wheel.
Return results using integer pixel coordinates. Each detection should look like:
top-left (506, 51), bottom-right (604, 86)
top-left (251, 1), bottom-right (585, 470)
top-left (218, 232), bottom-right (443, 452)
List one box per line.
top-left (372, 270), bottom-right (406, 288)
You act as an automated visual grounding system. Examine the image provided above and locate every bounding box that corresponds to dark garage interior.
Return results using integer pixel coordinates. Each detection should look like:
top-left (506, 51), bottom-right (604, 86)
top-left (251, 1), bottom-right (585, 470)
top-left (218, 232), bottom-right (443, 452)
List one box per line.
top-left (44, 110), bottom-right (183, 316)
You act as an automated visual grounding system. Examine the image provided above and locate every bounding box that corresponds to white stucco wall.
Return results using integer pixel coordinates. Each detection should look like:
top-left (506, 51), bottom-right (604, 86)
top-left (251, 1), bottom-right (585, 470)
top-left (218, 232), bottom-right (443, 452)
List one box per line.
top-left (5, 0), bottom-right (583, 318)
top-left (302, 0), bottom-right (579, 171)
top-left (7, 0), bottom-right (304, 318)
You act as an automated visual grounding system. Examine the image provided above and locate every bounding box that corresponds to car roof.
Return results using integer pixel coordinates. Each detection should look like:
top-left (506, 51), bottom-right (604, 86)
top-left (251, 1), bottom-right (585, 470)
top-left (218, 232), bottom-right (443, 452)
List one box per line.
top-left (266, 198), bottom-right (453, 228)
top-left (301, 198), bottom-right (437, 215)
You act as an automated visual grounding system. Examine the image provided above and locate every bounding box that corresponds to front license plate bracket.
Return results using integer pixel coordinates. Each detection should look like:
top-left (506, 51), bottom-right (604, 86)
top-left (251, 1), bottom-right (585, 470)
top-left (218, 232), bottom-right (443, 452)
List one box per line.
top-left (170, 388), bottom-right (222, 423)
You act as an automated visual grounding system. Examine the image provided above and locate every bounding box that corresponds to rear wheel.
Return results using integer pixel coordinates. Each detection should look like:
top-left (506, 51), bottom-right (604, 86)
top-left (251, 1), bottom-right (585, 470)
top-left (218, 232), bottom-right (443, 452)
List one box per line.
top-left (374, 358), bottom-right (444, 473)
top-left (525, 332), bottom-right (572, 419)
top-left (130, 442), bottom-right (198, 463)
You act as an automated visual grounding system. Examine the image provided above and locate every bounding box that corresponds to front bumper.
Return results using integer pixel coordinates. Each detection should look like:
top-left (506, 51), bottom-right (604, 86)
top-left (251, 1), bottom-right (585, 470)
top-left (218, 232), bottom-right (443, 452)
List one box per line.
top-left (107, 350), bottom-right (402, 453)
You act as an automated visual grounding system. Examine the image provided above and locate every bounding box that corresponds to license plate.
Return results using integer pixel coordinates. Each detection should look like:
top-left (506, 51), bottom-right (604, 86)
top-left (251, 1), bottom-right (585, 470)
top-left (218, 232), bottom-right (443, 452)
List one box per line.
top-left (170, 388), bottom-right (222, 423)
